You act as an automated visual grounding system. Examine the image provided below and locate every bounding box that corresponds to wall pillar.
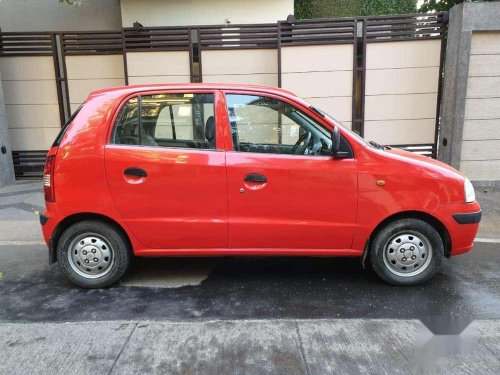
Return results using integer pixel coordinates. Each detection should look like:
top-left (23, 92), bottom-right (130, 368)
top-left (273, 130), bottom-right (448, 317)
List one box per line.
top-left (439, 2), bottom-right (500, 185)
top-left (0, 72), bottom-right (15, 187)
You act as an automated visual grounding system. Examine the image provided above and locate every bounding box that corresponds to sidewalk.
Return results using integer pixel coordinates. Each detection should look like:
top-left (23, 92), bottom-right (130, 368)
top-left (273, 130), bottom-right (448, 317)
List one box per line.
top-left (1, 319), bottom-right (499, 374)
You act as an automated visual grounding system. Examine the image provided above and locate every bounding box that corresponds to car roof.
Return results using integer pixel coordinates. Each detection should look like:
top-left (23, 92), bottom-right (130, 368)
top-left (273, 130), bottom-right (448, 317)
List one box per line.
top-left (87, 83), bottom-right (297, 101)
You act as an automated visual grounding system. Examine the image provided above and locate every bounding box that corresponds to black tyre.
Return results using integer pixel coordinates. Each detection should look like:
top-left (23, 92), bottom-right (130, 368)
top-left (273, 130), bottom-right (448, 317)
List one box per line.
top-left (370, 218), bottom-right (443, 286)
top-left (57, 220), bottom-right (131, 288)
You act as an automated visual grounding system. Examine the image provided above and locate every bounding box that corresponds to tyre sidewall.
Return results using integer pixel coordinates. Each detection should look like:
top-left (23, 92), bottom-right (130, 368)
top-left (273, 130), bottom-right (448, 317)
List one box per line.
top-left (370, 218), bottom-right (444, 286)
top-left (57, 221), bottom-right (130, 288)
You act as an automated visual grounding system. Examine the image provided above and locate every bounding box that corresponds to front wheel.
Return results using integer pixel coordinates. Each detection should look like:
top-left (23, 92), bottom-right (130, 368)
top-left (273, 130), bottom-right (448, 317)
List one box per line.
top-left (57, 220), bottom-right (131, 288)
top-left (370, 218), bottom-right (444, 286)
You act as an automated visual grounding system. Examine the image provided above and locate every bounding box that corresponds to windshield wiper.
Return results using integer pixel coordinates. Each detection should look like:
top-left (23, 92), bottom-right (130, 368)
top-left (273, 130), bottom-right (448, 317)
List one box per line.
top-left (369, 141), bottom-right (392, 150)
top-left (369, 140), bottom-right (384, 149)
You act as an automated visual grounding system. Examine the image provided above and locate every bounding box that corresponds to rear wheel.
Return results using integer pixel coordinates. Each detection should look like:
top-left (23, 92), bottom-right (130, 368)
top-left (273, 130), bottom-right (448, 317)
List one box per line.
top-left (57, 220), bottom-right (130, 288)
top-left (370, 218), bottom-right (443, 286)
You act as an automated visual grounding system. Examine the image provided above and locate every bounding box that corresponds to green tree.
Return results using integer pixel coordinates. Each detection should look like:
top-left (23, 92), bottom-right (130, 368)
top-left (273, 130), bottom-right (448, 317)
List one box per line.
top-left (294, 0), bottom-right (417, 19)
top-left (419, 0), bottom-right (495, 12)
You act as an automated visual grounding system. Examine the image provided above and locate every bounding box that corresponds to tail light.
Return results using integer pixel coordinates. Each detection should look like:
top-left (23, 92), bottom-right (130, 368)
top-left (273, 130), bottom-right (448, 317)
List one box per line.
top-left (43, 155), bottom-right (55, 202)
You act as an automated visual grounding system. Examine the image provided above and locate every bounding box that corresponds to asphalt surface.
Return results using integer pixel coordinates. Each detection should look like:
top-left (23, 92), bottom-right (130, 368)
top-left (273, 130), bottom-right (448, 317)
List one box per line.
top-left (0, 242), bottom-right (499, 322)
top-left (1, 182), bottom-right (499, 374)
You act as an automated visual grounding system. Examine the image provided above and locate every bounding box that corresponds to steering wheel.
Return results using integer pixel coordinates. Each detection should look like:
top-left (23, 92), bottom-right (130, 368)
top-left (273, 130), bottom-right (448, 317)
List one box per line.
top-left (292, 131), bottom-right (312, 155)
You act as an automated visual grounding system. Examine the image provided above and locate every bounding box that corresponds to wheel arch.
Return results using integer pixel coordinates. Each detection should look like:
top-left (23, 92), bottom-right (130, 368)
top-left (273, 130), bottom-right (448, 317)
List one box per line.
top-left (362, 210), bottom-right (452, 267)
top-left (49, 212), bottom-right (132, 264)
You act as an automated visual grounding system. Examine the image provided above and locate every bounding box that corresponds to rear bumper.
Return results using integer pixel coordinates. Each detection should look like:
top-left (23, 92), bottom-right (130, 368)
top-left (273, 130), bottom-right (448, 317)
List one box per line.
top-left (40, 209), bottom-right (58, 264)
top-left (39, 213), bottom-right (49, 225)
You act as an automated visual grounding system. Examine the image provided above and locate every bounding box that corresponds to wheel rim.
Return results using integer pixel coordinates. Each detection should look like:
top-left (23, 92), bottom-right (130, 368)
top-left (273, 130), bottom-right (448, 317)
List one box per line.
top-left (382, 230), bottom-right (433, 277)
top-left (67, 233), bottom-right (114, 279)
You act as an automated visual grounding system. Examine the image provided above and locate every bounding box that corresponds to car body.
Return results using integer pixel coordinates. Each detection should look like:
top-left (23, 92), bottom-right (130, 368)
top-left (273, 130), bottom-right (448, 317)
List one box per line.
top-left (40, 83), bottom-right (481, 288)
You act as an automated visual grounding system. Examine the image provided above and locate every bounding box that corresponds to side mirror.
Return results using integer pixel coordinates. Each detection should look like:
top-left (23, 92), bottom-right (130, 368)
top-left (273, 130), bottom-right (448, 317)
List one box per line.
top-left (331, 126), bottom-right (341, 157)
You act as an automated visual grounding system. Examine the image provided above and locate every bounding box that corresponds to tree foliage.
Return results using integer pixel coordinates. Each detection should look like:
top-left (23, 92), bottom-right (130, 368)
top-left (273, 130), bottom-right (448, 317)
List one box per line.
top-left (419, 0), bottom-right (496, 12)
top-left (294, 0), bottom-right (417, 19)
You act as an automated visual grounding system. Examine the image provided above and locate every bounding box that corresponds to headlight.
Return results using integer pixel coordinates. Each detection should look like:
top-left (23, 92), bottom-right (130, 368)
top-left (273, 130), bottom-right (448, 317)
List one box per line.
top-left (464, 177), bottom-right (475, 203)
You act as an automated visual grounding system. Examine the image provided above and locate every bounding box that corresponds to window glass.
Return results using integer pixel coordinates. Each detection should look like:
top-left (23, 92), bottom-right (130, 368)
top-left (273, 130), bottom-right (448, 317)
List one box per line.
top-left (226, 94), bottom-right (333, 156)
top-left (112, 93), bottom-right (215, 150)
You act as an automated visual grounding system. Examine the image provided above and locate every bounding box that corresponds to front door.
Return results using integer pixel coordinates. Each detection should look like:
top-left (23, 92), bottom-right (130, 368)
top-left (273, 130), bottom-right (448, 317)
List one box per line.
top-left (224, 93), bottom-right (357, 250)
top-left (105, 91), bottom-right (227, 249)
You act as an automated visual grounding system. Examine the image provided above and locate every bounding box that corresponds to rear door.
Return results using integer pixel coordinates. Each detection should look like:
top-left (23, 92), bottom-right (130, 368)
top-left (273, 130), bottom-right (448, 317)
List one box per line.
top-left (105, 90), bottom-right (228, 249)
top-left (224, 92), bottom-right (358, 251)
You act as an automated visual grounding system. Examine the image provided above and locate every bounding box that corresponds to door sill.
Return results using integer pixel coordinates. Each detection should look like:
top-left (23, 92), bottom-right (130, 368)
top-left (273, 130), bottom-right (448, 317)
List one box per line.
top-left (134, 248), bottom-right (362, 257)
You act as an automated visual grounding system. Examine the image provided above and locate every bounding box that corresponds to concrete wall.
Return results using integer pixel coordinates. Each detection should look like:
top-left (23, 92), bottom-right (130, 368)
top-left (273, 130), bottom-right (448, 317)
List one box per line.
top-left (120, 0), bottom-right (294, 27)
top-left (462, 32), bottom-right (500, 182)
top-left (0, 56), bottom-right (61, 151)
top-left (281, 44), bottom-right (353, 128)
top-left (202, 49), bottom-right (278, 86)
top-left (364, 40), bottom-right (441, 145)
top-left (0, 73), bottom-right (16, 187)
top-left (66, 55), bottom-right (125, 113)
top-left (0, 0), bottom-right (121, 32)
top-left (439, 2), bottom-right (500, 183)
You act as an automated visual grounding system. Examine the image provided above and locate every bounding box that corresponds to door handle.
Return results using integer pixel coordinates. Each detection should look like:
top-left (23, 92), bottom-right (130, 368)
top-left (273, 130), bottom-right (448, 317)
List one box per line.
top-left (244, 173), bottom-right (267, 183)
top-left (124, 167), bottom-right (147, 178)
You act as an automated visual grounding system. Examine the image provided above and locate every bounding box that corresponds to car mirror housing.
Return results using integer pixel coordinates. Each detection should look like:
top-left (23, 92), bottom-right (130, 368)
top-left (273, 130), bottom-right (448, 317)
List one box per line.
top-left (331, 126), bottom-right (341, 158)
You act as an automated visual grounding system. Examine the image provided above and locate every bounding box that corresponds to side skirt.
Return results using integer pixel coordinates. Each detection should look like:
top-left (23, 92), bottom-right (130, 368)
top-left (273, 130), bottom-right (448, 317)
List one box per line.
top-left (133, 248), bottom-right (363, 257)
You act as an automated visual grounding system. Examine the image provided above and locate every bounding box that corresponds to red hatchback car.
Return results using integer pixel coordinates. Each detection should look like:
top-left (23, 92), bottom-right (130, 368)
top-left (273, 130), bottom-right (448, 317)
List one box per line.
top-left (40, 83), bottom-right (481, 288)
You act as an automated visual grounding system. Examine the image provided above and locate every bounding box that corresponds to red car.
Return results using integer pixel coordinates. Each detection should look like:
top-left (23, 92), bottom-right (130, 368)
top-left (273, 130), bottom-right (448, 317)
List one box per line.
top-left (40, 83), bottom-right (481, 288)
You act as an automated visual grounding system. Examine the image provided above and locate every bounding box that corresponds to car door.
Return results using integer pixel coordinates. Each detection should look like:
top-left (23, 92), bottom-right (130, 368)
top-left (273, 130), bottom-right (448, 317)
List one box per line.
top-left (105, 91), bottom-right (227, 249)
top-left (224, 92), bottom-right (357, 251)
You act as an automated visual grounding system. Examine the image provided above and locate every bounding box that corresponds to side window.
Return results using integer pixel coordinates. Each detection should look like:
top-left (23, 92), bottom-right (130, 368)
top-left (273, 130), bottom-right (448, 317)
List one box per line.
top-left (226, 94), bottom-right (333, 156)
top-left (112, 93), bottom-right (216, 150)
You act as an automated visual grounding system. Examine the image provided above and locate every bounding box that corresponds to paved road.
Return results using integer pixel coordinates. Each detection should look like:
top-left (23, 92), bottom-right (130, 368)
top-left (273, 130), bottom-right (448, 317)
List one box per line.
top-left (1, 182), bottom-right (499, 374)
top-left (0, 242), bottom-right (500, 322)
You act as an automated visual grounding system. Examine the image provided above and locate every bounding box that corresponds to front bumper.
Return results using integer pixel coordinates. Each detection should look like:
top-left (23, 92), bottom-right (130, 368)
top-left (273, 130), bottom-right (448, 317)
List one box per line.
top-left (453, 211), bottom-right (482, 224)
top-left (433, 201), bottom-right (481, 256)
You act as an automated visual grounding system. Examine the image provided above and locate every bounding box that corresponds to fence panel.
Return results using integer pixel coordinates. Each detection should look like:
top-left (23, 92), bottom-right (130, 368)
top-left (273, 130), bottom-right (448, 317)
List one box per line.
top-left (363, 13), bottom-right (445, 156)
top-left (124, 27), bottom-right (192, 85)
top-left (0, 32), bottom-right (62, 177)
top-left (0, 13), bottom-right (448, 179)
top-left (200, 24), bottom-right (278, 85)
top-left (62, 31), bottom-right (125, 113)
top-left (279, 19), bottom-right (356, 128)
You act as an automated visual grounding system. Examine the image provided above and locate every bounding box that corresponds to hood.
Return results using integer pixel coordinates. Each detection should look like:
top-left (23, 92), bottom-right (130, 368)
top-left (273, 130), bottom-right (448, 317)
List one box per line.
top-left (384, 147), bottom-right (465, 179)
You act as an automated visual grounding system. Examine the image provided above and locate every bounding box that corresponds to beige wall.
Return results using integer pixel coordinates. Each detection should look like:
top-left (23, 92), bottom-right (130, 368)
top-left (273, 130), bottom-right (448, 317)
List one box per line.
top-left (0, 56), bottom-right (60, 151)
top-left (126, 51), bottom-right (191, 86)
top-left (120, 0), bottom-right (293, 27)
top-left (202, 49), bottom-right (278, 86)
top-left (461, 32), bottom-right (500, 181)
top-left (364, 39), bottom-right (441, 145)
top-left (281, 44), bottom-right (353, 128)
top-left (66, 55), bottom-right (125, 113)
